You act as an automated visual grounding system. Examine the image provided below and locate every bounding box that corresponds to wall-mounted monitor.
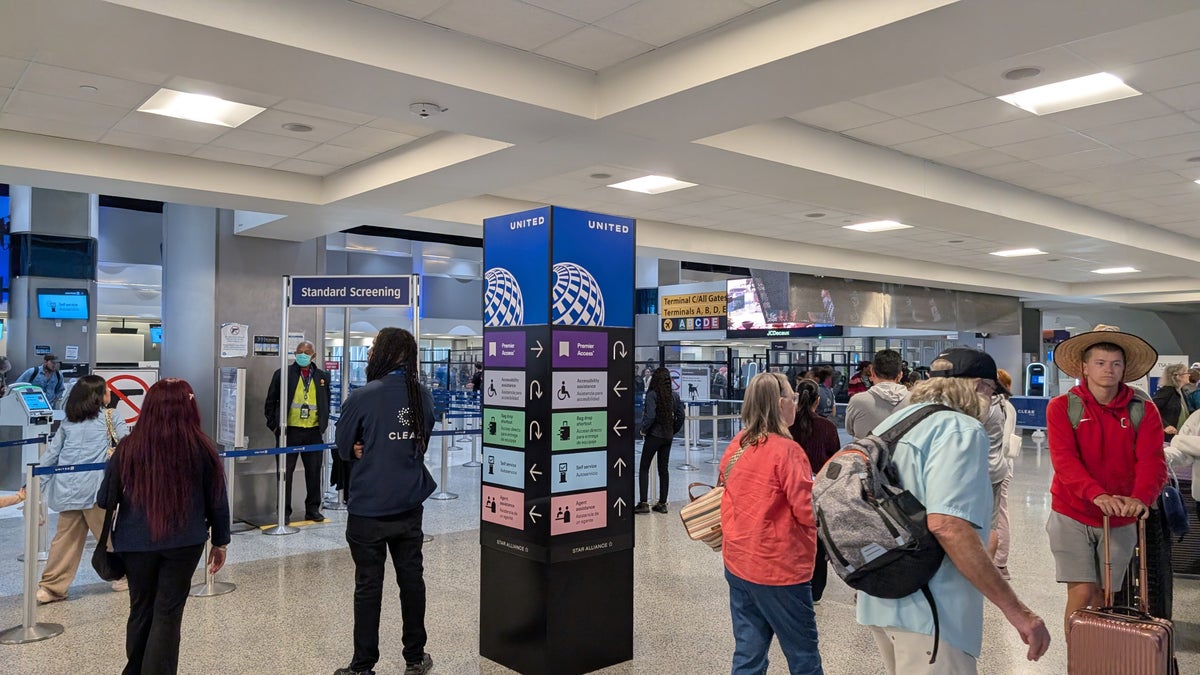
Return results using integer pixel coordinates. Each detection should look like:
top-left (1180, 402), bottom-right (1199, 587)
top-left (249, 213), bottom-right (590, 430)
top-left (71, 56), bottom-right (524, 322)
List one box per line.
top-left (149, 324), bottom-right (163, 344)
top-left (36, 288), bottom-right (90, 320)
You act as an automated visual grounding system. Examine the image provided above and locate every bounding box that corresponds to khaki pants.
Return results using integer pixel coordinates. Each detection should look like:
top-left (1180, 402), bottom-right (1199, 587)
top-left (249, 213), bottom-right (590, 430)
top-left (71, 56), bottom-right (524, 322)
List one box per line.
top-left (39, 506), bottom-right (106, 597)
top-left (870, 626), bottom-right (977, 675)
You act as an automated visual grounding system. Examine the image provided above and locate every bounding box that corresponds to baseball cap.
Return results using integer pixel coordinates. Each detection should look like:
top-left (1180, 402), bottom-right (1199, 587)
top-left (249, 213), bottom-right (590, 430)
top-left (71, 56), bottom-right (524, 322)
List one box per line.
top-left (43, 354), bottom-right (59, 362)
top-left (929, 347), bottom-right (1010, 396)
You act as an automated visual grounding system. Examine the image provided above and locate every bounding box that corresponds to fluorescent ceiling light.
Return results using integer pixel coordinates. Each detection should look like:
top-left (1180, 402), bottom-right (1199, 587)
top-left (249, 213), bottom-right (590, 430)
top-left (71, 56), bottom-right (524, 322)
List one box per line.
top-left (843, 220), bottom-right (912, 233)
top-left (607, 175), bottom-right (697, 194)
top-left (137, 88), bottom-right (265, 127)
top-left (997, 73), bottom-right (1140, 116)
top-left (1091, 266), bottom-right (1139, 275)
top-left (990, 248), bottom-right (1046, 257)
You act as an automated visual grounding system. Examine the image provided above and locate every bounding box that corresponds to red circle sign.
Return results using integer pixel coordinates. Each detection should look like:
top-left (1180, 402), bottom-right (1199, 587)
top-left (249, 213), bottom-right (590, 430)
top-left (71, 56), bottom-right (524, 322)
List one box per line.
top-left (107, 374), bottom-right (151, 424)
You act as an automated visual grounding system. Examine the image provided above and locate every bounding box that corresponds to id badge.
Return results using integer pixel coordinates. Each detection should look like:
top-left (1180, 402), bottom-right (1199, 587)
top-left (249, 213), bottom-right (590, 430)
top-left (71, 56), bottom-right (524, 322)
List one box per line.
top-left (300, 404), bottom-right (311, 420)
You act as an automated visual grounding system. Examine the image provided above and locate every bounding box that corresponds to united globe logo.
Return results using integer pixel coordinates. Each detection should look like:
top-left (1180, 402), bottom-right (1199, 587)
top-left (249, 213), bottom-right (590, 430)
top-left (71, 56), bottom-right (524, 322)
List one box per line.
top-left (552, 262), bottom-right (605, 326)
top-left (484, 267), bottom-right (524, 327)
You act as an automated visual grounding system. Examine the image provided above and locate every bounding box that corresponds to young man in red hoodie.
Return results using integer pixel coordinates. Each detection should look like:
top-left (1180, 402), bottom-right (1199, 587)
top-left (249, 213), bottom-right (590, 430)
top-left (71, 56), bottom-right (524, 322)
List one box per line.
top-left (1047, 325), bottom-right (1167, 637)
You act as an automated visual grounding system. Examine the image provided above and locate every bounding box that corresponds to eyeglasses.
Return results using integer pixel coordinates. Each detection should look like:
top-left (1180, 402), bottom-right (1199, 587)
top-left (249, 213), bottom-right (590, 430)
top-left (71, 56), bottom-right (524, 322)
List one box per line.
top-left (976, 379), bottom-right (998, 396)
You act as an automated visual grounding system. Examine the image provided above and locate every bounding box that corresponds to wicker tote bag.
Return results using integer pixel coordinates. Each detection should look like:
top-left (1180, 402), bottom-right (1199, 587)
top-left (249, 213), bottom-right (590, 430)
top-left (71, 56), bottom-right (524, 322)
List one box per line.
top-left (679, 439), bottom-right (750, 551)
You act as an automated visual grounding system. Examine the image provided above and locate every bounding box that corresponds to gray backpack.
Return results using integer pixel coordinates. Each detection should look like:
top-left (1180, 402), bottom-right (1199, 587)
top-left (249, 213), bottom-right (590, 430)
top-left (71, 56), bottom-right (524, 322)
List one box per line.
top-left (813, 403), bottom-right (954, 664)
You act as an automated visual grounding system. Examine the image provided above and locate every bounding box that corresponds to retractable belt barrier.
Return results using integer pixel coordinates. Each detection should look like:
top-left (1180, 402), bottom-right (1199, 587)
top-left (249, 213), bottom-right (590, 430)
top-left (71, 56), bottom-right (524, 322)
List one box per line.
top-left (0, 436), bottom-right (49, 449)
top-left (679, 402), bottom-right (744, 470)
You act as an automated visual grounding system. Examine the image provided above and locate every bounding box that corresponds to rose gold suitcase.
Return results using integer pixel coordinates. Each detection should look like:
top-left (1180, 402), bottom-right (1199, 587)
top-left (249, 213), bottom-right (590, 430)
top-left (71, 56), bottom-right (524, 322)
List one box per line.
top-left (1067, 517), bottom-right (1177, 674)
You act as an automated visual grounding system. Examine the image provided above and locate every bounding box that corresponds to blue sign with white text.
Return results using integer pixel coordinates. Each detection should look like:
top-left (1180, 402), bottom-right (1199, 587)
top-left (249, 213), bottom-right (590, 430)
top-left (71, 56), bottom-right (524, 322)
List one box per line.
top-left (290, 276), bottom-right (411, 307)
top-left (1011, 396), bottom-right (1049, 429)
top-left (550, 207), bottom-right (635, 328)
top-left (483, 207), bottom-right (551, 327)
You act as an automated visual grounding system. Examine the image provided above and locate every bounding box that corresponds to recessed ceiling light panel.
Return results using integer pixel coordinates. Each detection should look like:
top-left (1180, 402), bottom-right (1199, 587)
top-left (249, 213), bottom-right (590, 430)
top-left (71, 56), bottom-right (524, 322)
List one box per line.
top-left (997, 72), bottom-right (1140, 116)
top-left (137, 88), bottom-right (265, 127)
top-left (1091, 266), bottom-right (1139, 275)
top-left (607, 175), bottom-right (697, 194)
top-left (843, 220), bottom-right (913, 233)
top-left (990, 248), bottom-right (1046, 257)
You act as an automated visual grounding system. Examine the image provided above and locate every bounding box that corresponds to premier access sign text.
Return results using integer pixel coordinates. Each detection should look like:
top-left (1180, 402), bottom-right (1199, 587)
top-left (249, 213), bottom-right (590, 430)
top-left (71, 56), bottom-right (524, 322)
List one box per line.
top-left (290, 276), bottom-right (412, 307)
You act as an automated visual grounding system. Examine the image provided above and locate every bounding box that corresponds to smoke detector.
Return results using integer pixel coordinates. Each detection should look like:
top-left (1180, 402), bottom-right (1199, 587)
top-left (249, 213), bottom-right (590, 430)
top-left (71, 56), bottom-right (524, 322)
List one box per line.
top-left (409, 102), bottom-right (446, 119)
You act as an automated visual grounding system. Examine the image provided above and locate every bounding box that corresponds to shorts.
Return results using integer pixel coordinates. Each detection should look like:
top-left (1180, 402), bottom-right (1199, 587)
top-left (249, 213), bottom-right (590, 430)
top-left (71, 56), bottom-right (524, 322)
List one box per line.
top-left (1045, 511), bottom-right (1135, 586)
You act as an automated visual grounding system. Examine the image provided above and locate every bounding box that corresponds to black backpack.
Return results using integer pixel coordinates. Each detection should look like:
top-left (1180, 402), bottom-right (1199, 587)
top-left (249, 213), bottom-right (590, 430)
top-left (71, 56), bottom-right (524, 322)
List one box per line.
top-left (813, 404), bottom-right (956, 664)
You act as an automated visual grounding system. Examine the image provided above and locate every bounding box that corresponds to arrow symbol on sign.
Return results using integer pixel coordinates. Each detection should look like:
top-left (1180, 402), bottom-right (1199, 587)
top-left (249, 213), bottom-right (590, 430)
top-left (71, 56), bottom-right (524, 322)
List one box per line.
top-left (529, 380), bottom-right (543, 400)
top-left (529, 420), bottom-right (542, 440)
top-left (529, 464), bottom-right (542, 481)
top-left (612, 419), bottom-right (627, 437)
top-left (612, 380), bottom-right (627, 397)
top-left (613, 457), bottom-right (626, 477)
top-left (612, 340), bottom-right (628, 360)
top-left (529, 506), bottom-right (541, 523)
top-left (530, 340), bottom-right (544, 358)
top-left (613, 497), bottom-right (626, 516)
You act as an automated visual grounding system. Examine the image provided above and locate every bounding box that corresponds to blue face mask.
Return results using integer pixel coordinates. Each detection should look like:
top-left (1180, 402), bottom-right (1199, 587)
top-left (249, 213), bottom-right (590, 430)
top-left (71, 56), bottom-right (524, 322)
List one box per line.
top-left (294, 353), bottom-right (312, 368)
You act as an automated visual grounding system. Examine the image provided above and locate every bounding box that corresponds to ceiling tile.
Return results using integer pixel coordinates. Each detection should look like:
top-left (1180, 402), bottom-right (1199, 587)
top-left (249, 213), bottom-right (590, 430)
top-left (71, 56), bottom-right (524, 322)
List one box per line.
top-left (296, 144), bottom-right (377, 167)
top-left (329, 125), bottom-right (419, 153)
top-left (239, 109), bottom-right (355, 143)
top-left (1064, 11), bottom-right (1200, 69)
top-left (937, 147), bottom-right (1020, 170)
top-left (1043, 95), bottom-right (1173, 130)
top-left (352, 0), bottom-right (451, 19)
top-left (0, 56), bottom-right (27, 88)
top-left (1116, 49), bottom-right (1200, 93)
top-left (4, 90), bottom-right (127, 127)
top-left (273, 99), bottom-right (376, 126)
top-left (891, 134), bottom-right (982, 159)
top-left (854, 77), bottom-right (985, 117)
top-left (0, 112), bottom-right (107, 142)
top-left (18, 63), bottom-right (157, 109)
top-left (522, 0), bottom-right (640, 23)
top-left (995, 133), bottom-right (1101, 160)
top-left (906, 97), bottom-right (1031, 134)
top-left (596, 0), bottom-right (750, 47)
top-left (843, 119), bottom-right (939, 146)
top-left (1087, 113), bottom-right (1200, 145)
top-left (367, 116), bottom-right (437, 136)
top-left (112, 111), bottom-right (228, 144)
top-left (1032, 148), bottom-right (1137, 172)
top-left (789, 101), bottom-right (892, 132)
top-left (955, 117), bottom-right (1065, 147)
top-left (426, 0), bottom-right (584, 51)
top-left (1121, 131), bottom-right (1200, 158)
top-left (274, 158), bottom-right (342, 176)
top-left (100, 130), bottom-right (201, 156)
top-left (1155, 82), bottom-right (1200, 111)
top-left (535, 26), bottom-right (654, 71)
top-left (191, 145), bottom-right (286, 168)
top-left (947, 47), bottom-right (1099, 96)
top-left (210, 128), bottom-right (317, 156)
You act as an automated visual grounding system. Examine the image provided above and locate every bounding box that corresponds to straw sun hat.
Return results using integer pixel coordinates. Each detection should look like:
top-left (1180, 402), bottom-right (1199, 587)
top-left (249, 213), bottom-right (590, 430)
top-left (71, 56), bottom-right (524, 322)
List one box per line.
top-left (1053, 324), bottom-right (1158, 382)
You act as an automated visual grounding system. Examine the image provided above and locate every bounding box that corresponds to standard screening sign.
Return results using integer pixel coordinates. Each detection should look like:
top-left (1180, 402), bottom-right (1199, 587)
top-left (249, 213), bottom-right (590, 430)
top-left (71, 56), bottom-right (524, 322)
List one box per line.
top-left (290, 276), bottom-right (412, 307)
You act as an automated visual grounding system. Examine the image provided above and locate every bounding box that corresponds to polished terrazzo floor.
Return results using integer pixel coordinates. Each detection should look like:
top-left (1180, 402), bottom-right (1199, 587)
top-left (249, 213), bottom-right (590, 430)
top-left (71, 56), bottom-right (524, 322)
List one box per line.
top-left (0, 437), bottom-right (1197, 674)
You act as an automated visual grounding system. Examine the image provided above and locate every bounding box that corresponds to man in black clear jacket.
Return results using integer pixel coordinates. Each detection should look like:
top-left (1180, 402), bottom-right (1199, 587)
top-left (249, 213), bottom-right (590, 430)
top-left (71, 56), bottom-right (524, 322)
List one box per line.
top-left (265, 340), bottom-right (331, 522)
top-left (334, 327), bottom-right (436, 675)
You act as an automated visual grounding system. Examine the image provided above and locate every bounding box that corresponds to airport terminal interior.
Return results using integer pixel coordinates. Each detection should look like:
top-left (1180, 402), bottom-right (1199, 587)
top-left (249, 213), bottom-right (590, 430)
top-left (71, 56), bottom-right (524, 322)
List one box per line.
top-left (2, 0), bottom-right (1200, 672)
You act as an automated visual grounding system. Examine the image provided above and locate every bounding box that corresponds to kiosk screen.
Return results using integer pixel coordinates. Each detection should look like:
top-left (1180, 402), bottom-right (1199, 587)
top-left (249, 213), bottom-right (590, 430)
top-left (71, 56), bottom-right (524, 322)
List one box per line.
top-left (20, 391), bottom-right (51, 411)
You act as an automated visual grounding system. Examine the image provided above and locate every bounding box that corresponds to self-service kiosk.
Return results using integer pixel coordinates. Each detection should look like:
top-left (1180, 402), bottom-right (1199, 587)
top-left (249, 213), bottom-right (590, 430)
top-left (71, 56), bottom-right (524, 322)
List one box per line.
top-left (0, 384), bottom-right (55, 490)
top-left (1025, 362), bottom-right (1046, 397)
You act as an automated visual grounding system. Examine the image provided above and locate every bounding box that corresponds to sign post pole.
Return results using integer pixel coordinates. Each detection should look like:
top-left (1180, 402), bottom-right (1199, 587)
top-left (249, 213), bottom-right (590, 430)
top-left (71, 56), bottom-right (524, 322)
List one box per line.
top-left (264, 276), bottom-right (299, 536)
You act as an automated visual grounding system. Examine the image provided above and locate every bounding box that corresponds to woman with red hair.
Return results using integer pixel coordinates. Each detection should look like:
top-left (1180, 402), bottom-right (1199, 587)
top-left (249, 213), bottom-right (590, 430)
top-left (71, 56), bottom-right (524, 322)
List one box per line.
top-left (97, 378), bottom-right (230, 675)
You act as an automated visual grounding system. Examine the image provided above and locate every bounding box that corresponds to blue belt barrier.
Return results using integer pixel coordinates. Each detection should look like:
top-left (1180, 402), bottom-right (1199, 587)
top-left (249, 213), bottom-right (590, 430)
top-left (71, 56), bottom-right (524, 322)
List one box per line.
top-left (32, 461), bottom-right (108, 477)
top-left (220, 443), bottom-right (335, 459)
top-left (0, 436), bottom-right (48, 449)
top-left (430, 428), bottom-right (482, 437)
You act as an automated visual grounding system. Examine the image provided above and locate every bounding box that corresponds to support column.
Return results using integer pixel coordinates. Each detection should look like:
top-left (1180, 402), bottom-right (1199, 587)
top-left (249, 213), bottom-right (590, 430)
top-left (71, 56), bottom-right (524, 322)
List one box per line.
top-left (162, 204), bottom-right (220, 428)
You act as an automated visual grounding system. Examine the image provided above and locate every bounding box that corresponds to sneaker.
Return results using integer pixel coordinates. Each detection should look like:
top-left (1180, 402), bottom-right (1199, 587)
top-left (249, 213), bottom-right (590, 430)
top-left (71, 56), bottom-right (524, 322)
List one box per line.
top-left (633, 502), bottom-right (650, 515)
top-left (111, 578), bottom-right (129, 592)
top-left (306, 512), bottom-right (326, 522)
top-left (332, 668), bottom-right (374, 675)
top-left (651, 502), bottom-right (668, 514)
top-left (36, 588), bottom-right (66, 604)
top-left (404, 653), bottom-right (433, 675)
top-left (997, 566), bottom-right (1011, 581)
top-left (813, 599), bottom-right (822, 607)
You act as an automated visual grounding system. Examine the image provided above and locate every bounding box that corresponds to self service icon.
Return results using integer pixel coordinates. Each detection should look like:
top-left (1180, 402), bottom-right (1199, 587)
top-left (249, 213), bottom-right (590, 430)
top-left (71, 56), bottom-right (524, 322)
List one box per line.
top-left (488, 417), bottom-right (498, 435)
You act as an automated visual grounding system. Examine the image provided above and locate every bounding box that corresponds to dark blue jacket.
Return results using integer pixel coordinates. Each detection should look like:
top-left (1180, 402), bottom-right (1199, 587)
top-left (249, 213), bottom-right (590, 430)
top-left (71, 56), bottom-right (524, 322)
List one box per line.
top-left (96, 452), bottom-right (230, 552)
top-left (336, 373), bottom-right (436, 517)
top-left (640, 389), bottom-right (684, 439)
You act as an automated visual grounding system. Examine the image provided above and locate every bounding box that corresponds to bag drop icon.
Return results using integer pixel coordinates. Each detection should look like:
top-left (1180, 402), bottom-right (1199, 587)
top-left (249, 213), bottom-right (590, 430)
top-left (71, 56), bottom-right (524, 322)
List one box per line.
top-left (488, 417), bottom-right (497, 435)
top-left (559, 421), bottom-right (571, 441)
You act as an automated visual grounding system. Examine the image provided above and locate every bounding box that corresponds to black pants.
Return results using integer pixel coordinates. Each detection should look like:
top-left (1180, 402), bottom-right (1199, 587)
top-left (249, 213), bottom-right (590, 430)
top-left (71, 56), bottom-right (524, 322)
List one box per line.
top-left (812, 538), bottom-right (828, 602)
top-left (639, 434), bottom-right (673, 504)
top-left (346, 508), bottom-right (427, 670)
top-left (121, 543), bottom-right (205, 675)
top-left (282, 426), bottom-right (324, 517)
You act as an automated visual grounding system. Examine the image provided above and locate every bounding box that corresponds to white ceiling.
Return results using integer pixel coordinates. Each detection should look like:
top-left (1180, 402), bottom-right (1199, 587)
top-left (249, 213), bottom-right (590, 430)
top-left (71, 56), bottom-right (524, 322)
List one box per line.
top-left (3, 0), bottom-right (1200, 306)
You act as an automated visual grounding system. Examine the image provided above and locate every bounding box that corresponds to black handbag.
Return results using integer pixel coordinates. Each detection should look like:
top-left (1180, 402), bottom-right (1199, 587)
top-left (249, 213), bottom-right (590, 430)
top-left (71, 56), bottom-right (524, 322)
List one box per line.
top-left (91, 463), bottom-right (125, 581)
top-left (1163, 467), bottom-right (1190, 541)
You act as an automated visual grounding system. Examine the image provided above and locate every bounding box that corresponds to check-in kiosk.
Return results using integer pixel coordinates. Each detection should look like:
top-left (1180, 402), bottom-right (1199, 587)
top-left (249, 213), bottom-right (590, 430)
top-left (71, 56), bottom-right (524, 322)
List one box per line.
top-left (0, 384), bottom-right (54, 490)
top-left (1025, 362), bottom-right (1046, 397)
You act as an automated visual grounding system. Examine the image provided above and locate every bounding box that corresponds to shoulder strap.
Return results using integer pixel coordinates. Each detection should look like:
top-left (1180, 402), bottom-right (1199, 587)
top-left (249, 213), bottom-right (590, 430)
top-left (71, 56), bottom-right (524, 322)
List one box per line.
top-left (875, 404), bottom-right (953, 446)
top-left (920, 585), bottom-right (940, 665)
top-left (719, 436), bottom-right (754, 485)
top-left (1128, 389), bottom-right (1147, 431)
top-left (1067, 392), bottom-right (1083, 429)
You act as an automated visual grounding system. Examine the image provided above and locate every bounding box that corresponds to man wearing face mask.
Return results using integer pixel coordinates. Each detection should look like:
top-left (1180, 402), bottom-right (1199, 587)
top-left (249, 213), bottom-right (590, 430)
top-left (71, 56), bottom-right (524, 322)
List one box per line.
top-left (18, 354), bottom-right (65, 407)
top-left (266, 341), bottom-right (332, 522)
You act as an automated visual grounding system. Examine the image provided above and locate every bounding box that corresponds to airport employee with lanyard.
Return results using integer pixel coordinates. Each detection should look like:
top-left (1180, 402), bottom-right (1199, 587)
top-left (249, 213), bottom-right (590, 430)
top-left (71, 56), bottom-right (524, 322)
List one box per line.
top-left (266, 340), bottom-right (332, 522)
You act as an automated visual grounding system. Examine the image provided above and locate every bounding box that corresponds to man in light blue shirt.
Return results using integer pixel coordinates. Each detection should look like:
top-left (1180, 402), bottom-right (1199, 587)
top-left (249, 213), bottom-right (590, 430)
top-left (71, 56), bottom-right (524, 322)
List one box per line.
top-left (857, 348), bottom-right (1050, 674)
top-left (17, 354), bottom-right (65, 407)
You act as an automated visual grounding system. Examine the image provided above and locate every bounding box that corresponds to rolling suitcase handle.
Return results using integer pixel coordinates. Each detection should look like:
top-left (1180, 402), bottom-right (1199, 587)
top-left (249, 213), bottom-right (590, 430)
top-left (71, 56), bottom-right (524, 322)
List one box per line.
top-left (1102, 515), bottom-right (1149, 615)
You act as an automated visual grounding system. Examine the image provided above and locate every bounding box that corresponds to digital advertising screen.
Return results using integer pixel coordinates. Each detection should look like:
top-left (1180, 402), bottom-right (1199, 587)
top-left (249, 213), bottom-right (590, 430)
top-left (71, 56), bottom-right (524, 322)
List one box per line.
top-left (149, 324), bottom-right (163, 344)
top-left (36, 288), bottom-right (90, 320)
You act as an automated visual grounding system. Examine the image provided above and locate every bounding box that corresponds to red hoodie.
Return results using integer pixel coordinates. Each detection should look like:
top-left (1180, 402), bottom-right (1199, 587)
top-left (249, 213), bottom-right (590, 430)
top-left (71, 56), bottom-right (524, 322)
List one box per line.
top-left (1047, 381), bottom-right (1167, 528)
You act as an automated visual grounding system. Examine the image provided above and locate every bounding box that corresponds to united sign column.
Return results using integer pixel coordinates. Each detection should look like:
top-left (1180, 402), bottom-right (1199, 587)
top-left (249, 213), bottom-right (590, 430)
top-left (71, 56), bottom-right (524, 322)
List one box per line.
top-left (480, 206), bottom-right (635, 675)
